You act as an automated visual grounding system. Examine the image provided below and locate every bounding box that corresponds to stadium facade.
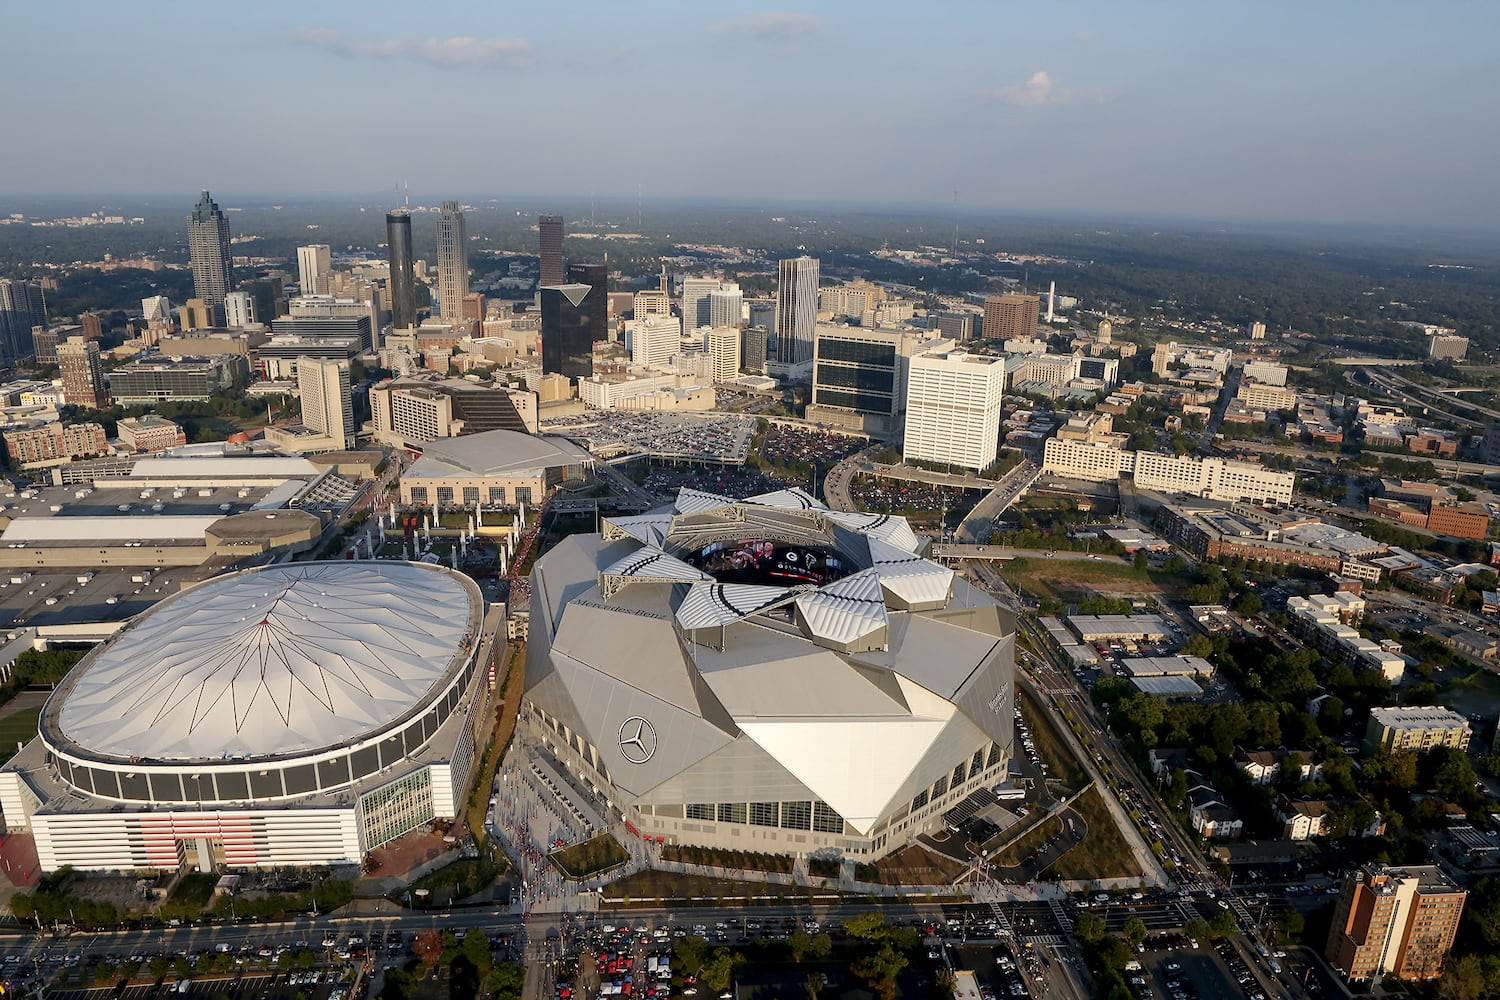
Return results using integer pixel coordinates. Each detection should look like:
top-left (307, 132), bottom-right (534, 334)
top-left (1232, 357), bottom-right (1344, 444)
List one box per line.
top-left (524, 487), bottom-right (1015, 860)
top-left (0, 562), bottom-right (491, 873)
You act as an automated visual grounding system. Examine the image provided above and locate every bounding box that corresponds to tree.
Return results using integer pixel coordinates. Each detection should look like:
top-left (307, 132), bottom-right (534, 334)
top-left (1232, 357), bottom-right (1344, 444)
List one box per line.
top-left (1210, 910), bottom-right (1238, 939)
top-left (1234, 591), bottom-right (1262, 618)
top-left (1074, 910), bottom-right (1106, 946)
top-left (701, 948), bottom-right (743, 993)
top-left (674, 935), bottom-right (709, 977)
top-left (1438, 953), bottom-right (1485, 1000)
top-left (934, 967), bottom-right (956, 997)
top-left (1123, 916), bottom-right (1148, 949)
top-left (1433, 747), bottom-right (1479, 803)
top-left (805, 971), bottom-right (828, 999)
top-left (412, 928), bottom-right (443, 970)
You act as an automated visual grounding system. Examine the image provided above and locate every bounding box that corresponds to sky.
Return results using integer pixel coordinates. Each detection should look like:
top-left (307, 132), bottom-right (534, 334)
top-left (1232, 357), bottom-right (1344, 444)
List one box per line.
top-left (4, 1), bottom-right (1497, 229)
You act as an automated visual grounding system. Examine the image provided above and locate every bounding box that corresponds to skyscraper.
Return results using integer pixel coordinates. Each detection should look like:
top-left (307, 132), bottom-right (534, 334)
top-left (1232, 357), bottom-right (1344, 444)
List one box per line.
top-left (541, 284), bottom-right (599, 381)
top-left (187, 190), bottom-right (233, 312)
top-left (436, 201), bottom-right (469, 320)
top-left (981, 292), bottom-right (1040, 342)
top-left (538, 214), bottom-right (564, 287)
top-left (386, 212), bottom-right (417, 330)
top-left (566, 263), bottom-right (608, 343)
top-left (774, 256), bottom-right (819, 367)
top-left (709, 283), bottom-right (744, 329)
top-left (298, 357), bottom-right (355, 451)
top-left (680, 277), bottom-right (721, 335)
top-left (707, 327), bottom-right (741, 383)
top-left (57, 336), bottom-right (107, 410)
top-left (297, 244), bottom-right (332, 296)
top-left (903, 349), bottom-right (1007, 473)
top-left (0, 279), bottom-right (45, 365)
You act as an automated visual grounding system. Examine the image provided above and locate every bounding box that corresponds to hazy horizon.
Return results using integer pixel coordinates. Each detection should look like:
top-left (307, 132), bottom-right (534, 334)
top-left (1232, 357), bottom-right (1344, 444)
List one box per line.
top-left (4, 2), bottom-right (1496, 232)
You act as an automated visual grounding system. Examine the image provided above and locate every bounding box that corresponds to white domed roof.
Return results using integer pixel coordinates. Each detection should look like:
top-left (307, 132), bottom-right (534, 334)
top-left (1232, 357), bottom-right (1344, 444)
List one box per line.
top-left (53, 562), bottom-right (479, 761)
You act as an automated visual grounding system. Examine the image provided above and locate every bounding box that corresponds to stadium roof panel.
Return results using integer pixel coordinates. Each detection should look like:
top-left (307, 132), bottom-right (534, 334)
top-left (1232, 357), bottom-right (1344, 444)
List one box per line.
top-left (51, 562), bottom-right (479, 761)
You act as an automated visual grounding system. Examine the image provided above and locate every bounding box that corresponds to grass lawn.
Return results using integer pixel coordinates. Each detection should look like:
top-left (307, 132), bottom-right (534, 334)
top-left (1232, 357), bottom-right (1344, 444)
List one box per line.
top-left (0, 706), bottom-right (40, 765)
top-left (990, 811), bottom-right (1064, 868)
top-left (1050, 786), bottom-right (1143, 881)
top-left (549, 833), bottom-right (629, 879)
top-left (998, 557), bottom-right (1175, 601)
top-left (1018, 687), bottom-right (1088, 793)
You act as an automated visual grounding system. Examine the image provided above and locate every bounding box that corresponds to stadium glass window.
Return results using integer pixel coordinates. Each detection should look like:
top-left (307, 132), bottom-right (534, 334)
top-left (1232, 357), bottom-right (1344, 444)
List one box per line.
top-left (952, 762), bottom-right (967, 788)
top-left (780, 801), bottom-right (812, 830)
top-left (718, 802), bottom-right (747, 824)
top-left (911, 789), bottom-right (929, 811)
top-left (410, 487), bottom-right (429, 503)
top-left (750, 802), bottom-right (779, 827)
top-left (515, 487), bottom-right (533, 506)
top-left (812, 802), bottom-right (843, 834)
top-left (437, 487), bottom-right (455, 505)
top-left (971, 748), bottom-right (986, 776)
top-left (489, 487), bottom-right (506, 504)
top-left (988, 742), bottom-right (1003, 769)
top-left (931, 775), bottom-right (948, 799)
top-left (463, 487), bottom-right (480, 505)
top-left (685, 803), bottom-right (714, 821)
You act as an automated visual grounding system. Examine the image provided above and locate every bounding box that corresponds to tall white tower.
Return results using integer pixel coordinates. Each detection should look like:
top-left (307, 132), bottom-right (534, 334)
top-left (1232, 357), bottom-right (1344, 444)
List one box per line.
top-left (297, 244), bottom-right (332, 296)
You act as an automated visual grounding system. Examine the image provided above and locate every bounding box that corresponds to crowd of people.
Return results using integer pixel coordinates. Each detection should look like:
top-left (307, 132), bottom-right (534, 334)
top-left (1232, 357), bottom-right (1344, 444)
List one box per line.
top-left (849, 476), bottom-right (980, 517)
top-left (642, 463), bottom-right (796, 502)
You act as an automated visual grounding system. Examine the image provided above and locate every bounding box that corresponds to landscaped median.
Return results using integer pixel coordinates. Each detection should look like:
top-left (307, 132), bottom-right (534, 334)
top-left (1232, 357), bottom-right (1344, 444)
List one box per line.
top-left (549, 832), bottom-right (630, 879)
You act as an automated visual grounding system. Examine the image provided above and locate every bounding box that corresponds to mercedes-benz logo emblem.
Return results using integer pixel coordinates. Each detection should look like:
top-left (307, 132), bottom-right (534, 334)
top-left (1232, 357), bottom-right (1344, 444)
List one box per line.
top-left (618, 716), bottom-right (657, 764)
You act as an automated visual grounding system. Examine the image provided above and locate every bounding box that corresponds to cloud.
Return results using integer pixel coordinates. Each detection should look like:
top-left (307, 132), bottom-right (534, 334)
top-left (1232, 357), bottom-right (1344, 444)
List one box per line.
top-left (711, 11), bottom-right (822, 42)
top-left (289, 28), bottom-right (529, 68)
top-left (415, 36), bottom-right (531, 68)
top-left (984, 71), bottom-right (1072, 108)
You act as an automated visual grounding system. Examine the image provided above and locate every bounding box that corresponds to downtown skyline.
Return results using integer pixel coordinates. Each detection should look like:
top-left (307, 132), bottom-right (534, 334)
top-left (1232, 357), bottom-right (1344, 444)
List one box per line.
top-left (2, 2), bottom-right (1497, 230)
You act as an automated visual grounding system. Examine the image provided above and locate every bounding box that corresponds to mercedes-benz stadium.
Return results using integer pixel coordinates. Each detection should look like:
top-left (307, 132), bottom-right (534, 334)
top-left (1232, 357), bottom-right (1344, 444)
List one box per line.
top-left (523, 487), bottom-right (1015, 861)
top-left (0, 562), bottom-right (491, 873)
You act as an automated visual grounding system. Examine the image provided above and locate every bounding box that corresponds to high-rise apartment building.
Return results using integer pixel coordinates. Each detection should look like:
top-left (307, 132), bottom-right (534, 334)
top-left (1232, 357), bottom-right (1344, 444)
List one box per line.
top-left (223, 290), bottom-right (258, 329)
top-left (79, 312), bottom-right (103, 341)
top-left (298, 357), bottom-right (355, 450)
top-left (1326, 864), bottom-right (1466, 983)
top-left (57, 336), bottom-right (107, 409)
top-left (386, 212), bottom-right (417, 330)
top-left (0, 278), bottom-right (46, 365)
top-left (707, 327), bottom-right (741, 384)
top-left (981, 293), bottom-right (1039, 342)
top-left (709, 283), bottom-right (743, 329)
top-left (187, 190), bottom-right (233, 312)
top-left (297, 244), bottom-right (332, 296)
top-left (436, 201), bottom-right (469, 320)
top-left (904, 349), bottom-right (1007, 472)
top-left (775, 256), bottom-right (819, 368)
top-left (538, 214), bottom-right (564, 287)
